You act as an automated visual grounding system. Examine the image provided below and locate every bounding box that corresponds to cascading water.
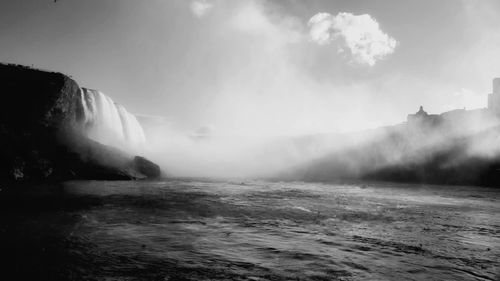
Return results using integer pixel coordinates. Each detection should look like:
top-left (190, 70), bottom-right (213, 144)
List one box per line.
top-left (80, 88), bottom-right (146, 150)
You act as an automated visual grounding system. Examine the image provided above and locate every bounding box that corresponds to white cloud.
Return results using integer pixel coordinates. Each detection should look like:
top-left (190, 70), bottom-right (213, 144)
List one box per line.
top-left (308, 13), bottom-right (335, 45)
top-left (190, 0), bottom-right (214, 18)
top-left (308, 12), bottom-right (398, 66)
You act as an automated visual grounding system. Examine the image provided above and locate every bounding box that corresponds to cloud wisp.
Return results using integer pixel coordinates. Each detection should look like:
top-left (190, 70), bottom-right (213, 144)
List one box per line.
top-left (308, 12), bottom-right (398, 66)
top-left (190, 0), bottom-right (214, 18)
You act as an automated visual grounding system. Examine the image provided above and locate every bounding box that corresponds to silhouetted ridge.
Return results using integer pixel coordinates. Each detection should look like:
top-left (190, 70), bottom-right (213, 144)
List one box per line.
top-left (283, 78), bottom-right (500, 187)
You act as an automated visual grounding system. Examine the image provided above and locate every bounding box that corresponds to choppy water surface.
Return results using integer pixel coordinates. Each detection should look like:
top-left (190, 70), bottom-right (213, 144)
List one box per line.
top-left (1, 180), bottom-right (499, 280)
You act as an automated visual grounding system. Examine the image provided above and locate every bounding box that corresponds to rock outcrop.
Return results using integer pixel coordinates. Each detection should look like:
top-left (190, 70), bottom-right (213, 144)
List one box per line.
top-left (131, 156), bottom-right (161, 179)
top-left (0, 63), bottom-right (161, 181)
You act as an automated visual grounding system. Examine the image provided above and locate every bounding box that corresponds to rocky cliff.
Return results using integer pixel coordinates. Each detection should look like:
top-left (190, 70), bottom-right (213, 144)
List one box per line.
top-left (0, 63), bottom-right (160, 182)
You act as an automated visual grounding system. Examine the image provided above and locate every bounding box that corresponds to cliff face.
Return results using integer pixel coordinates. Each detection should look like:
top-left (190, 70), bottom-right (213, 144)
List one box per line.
top-left (0, 65), bottom-right (83, 133)
top-left (0, 64), bottom-right (160, 182)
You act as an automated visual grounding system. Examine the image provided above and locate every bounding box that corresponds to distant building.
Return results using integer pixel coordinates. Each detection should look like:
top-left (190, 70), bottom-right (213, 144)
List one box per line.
top-left (406, 78), bottom-right (500, 133)
top-left (487, 78), bottom-right (500, 114)
top-left (407, 106), bottom-right (439, 125)
top-left (440, 108), bottom-right (466, 120)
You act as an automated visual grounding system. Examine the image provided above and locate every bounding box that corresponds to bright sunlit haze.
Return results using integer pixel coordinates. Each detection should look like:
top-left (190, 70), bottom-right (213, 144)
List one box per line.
top-left (2, 0), bottom-right (499, 137)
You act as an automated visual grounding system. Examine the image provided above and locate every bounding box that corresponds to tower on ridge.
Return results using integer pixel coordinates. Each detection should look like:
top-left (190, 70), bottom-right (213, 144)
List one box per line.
top-left (487, 78), bottom-right (500, 114)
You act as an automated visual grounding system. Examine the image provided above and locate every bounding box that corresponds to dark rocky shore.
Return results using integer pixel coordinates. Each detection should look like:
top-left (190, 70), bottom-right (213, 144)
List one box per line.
top-left (0, 63), bottom-right (160, 182)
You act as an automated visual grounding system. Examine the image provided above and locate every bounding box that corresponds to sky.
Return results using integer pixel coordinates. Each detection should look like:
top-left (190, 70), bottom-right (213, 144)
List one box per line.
top-left (1, 0), bottom-right (500, 136)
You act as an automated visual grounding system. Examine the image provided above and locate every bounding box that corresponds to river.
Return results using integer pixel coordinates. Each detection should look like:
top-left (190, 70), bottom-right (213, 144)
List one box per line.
top-left (0, 179), bottom-right (498, 280)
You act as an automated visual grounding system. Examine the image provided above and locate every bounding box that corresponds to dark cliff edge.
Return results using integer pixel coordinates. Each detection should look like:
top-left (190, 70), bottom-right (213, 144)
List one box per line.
top-left (0, 63), bottom-right (161, 182)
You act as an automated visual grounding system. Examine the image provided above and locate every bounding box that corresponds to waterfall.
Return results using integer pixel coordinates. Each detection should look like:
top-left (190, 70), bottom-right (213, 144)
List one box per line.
top-left (80, 88), bottom-right (146, 149)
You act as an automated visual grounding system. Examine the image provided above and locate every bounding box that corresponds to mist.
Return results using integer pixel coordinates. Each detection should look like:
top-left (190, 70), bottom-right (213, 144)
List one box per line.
top-left (3, 2), bottom-right (500, 280)
top-left (119, 0), bottom-right (500, 179)
top-left (2, 0), bottom-right (499, 178)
